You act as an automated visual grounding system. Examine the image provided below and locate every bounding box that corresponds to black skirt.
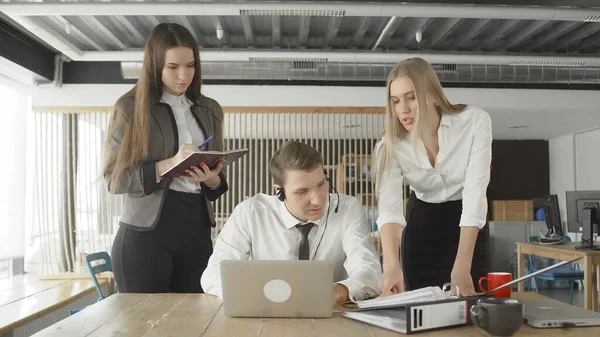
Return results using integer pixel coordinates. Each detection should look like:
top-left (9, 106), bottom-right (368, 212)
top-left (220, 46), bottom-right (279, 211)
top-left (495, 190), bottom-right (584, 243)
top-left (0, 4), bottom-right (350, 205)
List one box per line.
top-left (401, 192), bottom-right (490, 291)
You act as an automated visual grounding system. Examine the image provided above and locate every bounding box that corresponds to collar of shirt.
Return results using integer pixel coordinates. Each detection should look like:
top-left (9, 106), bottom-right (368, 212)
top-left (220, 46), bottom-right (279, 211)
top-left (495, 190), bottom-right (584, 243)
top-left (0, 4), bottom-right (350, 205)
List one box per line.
top-left (402, 113), bottom-right (453, 144)
top-left (440, 113), bottom-right (453, 127)
top-left (160, 90), bottom-right (193, 108)
top-left (279, 198), bottom-right (331, 230)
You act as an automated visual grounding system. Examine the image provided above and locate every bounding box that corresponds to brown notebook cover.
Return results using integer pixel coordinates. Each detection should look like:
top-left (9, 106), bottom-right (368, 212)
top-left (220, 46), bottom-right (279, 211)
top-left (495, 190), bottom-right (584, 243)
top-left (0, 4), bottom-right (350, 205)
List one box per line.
top-left (160, 148), bottom-right (249, 179)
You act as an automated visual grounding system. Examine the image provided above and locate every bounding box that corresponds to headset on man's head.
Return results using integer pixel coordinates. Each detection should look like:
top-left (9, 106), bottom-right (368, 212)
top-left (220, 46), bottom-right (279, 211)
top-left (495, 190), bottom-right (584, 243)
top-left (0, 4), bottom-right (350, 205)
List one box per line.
top-left (275, 170), bottom-right (340, 260)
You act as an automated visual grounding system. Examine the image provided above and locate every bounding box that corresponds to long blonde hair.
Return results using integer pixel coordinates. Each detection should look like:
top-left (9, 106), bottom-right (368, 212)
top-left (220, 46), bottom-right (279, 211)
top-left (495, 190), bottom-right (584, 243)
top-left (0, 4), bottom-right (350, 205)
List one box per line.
top-left (373, 57), bottom-right (466, 191)
top-left (102, 23), bottom-right (202, 193)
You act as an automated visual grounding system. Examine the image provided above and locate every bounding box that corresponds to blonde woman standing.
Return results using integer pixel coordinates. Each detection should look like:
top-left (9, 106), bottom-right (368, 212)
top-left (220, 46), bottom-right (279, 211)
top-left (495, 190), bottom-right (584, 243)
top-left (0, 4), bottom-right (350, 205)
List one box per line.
top-left (374, 57), bottom-right (492, 297)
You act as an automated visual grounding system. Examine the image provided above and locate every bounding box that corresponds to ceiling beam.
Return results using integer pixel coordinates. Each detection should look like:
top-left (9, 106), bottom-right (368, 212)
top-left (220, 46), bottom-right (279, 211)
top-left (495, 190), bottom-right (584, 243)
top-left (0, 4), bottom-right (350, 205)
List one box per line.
top-left (453, 19), bottom-right (491, 48)
top-left (502, 20), bottom-right (552, 51)
top-left (1, 3), bottom-right (600, 21)
top-left (520, 21), bottom-right (581, 52)
top-left (76, 50), bottom-right (600, 66)
top-left (577, 34), bottom-right (600, 53)
top-left (271, 16), bottom-right (280, 48)
top-left (240, 15), bottom-right (254, 48)
top-left (4, 14), bottom-right (83, 61)
top-left (550, 23), bottom-right (600, 52)
top-left (298, 16), bottom-right (311, 48)
top-left (174, 16), bottom-right (204, 47)
top-left (351, 17), bottom-right (371, 49)
top-left (111, 16), bottom-right (145, 47)
top-left (147, 15), bottom-right (160, 28)
top-left (323, 16), bottom-right (342, 49)
top-left (477, 19), bottom-right (521, 50)
top-left (50, 16), bottom-right (105, 51)
top-left (84, 16), bottom-right (126, 50)
top-left (0, 17), bottom-right (55, 80)
top-left (371, 17), bottom-right (403, 51)
top-left (421, 18), bottom-right (463, 50)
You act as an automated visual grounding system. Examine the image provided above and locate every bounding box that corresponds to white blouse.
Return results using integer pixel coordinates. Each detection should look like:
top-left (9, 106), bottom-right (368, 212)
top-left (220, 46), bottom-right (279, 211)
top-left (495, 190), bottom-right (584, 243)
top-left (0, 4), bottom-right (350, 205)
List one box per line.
top-left (160, 90), bottom-right (206, 193)
top-left (376, 106), bottom-right (492, 230)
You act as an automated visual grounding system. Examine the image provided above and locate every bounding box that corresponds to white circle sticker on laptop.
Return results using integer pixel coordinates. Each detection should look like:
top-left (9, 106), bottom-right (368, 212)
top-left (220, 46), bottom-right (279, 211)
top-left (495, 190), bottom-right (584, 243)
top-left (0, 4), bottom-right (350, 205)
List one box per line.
top-left (263, 279), bottom-right (292, 303)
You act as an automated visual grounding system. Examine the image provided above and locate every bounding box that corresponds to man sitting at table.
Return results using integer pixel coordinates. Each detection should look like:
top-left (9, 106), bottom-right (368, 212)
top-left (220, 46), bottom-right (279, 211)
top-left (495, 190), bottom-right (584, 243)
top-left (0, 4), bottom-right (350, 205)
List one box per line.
top-left (200, 140), bottom-right (382, 303)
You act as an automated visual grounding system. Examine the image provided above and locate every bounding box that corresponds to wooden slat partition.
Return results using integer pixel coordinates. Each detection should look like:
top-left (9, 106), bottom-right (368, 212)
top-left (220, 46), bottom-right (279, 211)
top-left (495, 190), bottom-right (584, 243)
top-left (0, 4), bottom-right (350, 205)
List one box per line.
top-left (29, 106), bottom-right (388, 276)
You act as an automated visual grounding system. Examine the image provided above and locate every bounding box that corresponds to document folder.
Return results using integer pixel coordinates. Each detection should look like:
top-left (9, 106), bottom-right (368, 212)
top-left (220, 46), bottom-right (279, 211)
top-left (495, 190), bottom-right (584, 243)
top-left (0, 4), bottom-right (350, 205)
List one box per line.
top-left (341, 259), bottom-right (582, 334)
top-left (343, 296), bottom-right (485, 334)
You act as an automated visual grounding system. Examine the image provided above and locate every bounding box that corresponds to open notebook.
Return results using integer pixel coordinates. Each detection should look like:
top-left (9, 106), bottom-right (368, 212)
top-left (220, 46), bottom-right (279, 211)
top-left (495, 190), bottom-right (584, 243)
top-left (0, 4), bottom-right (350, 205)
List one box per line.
top-left (160, 148), bottom-right (249, 179)
top-left (352, 286), bottom-right (450, 310)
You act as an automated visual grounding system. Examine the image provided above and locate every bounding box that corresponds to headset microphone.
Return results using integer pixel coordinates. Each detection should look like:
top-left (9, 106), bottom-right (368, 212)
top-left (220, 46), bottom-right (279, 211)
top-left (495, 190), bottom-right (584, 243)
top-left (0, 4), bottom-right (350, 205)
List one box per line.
top-left (330, 184), bottom-right (340, 213)
top-left (275, 187), bottom-right (286, 201)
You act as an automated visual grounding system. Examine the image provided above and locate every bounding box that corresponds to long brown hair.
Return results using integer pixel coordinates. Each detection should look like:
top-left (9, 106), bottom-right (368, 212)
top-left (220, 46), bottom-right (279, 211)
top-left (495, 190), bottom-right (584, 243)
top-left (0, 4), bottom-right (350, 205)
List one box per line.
top-left (373, 57), bottom-right (466, 191)
top-left (102, 23), bottom-right (202, 193)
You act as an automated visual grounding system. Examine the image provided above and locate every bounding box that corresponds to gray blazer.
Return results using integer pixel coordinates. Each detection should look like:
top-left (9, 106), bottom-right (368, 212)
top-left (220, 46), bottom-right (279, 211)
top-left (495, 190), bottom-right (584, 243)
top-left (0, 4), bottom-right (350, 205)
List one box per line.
top-left (104, 91), bottom-right (228, 231)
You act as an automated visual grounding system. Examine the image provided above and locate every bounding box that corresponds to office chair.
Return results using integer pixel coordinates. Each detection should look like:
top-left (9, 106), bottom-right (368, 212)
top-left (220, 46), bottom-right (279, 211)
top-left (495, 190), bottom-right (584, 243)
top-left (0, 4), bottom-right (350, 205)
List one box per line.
top-left (526, 236), bottom-right (584, 304)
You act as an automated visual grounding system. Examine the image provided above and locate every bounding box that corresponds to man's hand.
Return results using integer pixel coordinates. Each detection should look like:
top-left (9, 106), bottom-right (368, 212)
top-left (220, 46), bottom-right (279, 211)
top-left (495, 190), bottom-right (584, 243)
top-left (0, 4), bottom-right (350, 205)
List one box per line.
top-left (333, 284), bottom-right (350, 303)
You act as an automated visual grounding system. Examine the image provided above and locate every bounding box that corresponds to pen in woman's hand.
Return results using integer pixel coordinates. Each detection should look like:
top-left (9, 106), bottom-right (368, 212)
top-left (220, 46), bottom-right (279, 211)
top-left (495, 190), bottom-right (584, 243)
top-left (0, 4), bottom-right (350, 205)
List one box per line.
top-left (198, 135), bottom-right (214, 150)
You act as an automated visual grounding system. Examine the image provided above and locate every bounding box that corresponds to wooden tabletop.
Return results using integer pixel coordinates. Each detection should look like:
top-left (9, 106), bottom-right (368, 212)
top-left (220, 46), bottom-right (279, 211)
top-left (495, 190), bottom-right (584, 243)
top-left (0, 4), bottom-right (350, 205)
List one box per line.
top-left (30, 292), bottom-right (600, 337)
top-left (516, 242), bottom-right (600, 256)
top-left (0, 276), bottom-right (108, 335)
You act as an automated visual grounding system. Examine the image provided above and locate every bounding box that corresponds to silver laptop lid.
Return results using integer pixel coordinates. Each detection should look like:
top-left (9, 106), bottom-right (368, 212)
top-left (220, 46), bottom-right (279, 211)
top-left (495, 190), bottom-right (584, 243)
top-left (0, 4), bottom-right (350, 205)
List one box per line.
top-left (221, 260), bottom-right (334, 318)
top-left (524, 298), bottom-right (600, 326)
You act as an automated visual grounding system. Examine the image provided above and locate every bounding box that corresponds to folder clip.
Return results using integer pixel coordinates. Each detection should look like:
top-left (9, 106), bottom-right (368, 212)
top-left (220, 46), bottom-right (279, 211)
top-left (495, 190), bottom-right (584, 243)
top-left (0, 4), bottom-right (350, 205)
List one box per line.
top-left (442, 283), bottom-right (459, 299)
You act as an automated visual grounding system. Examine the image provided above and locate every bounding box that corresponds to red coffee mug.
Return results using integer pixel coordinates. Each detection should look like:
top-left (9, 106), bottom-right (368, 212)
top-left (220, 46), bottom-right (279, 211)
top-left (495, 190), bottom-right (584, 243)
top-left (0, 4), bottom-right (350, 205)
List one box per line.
top-left (478, 272), bottom-right (512, 298)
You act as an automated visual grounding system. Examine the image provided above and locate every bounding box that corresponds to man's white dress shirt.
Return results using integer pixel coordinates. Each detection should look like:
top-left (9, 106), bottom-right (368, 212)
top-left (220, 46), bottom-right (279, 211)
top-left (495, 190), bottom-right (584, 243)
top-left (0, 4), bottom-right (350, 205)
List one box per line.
top-left (201, 193), bottom-right (383, 302)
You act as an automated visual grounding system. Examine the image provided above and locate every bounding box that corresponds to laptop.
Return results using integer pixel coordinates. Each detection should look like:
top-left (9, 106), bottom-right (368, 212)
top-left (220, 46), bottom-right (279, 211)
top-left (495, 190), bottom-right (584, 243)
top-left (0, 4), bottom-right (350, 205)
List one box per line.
top-left (524, 297), bottom-right (600, 328)
top-left (220, 259), bottom-right (334, 318)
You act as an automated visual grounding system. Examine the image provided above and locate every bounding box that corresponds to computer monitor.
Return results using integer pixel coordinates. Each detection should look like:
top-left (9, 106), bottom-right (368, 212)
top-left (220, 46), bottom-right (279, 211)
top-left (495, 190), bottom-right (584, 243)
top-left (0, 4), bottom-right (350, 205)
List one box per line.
top-left (542, 194), bottom-right (563, 236)
top-left (565, 190), bottom-right (600, 234)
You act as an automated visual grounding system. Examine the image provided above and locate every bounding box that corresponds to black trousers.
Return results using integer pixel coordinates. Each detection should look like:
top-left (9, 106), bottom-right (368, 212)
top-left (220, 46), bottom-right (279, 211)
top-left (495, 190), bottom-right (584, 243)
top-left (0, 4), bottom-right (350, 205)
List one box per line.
top-left (112, 189), bottom-right (213, 293)
top-left (401, 192), bottom-right (490, 290)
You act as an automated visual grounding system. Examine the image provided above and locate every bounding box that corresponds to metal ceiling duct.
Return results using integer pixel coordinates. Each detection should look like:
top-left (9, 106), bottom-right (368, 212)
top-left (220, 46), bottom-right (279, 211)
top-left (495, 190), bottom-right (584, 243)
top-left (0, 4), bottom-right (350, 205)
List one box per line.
top-left (121, 62), bottom-right (144, 80)
top-left (121, 61), bottom-right (600, 84)
top-left (93, 50), bottom-right (600, 67)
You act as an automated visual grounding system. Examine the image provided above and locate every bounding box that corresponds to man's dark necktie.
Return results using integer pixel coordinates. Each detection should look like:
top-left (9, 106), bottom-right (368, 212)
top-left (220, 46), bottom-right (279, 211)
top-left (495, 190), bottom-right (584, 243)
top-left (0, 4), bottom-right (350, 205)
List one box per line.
top-left (296, 222), bottom-right (315, 260)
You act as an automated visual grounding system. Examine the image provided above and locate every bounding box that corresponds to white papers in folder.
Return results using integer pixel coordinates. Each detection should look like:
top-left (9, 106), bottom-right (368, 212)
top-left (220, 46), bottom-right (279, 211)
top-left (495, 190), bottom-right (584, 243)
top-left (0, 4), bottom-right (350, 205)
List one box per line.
top-left (344, 309), bottom-right (408, 334)
top-left (355, 286), bottom-right (448, 310)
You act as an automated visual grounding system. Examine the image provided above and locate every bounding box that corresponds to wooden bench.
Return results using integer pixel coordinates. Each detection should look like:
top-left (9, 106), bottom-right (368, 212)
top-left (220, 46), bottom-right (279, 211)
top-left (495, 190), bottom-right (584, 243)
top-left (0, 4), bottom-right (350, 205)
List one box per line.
top-left (0, 275), bottom-right (110, 337)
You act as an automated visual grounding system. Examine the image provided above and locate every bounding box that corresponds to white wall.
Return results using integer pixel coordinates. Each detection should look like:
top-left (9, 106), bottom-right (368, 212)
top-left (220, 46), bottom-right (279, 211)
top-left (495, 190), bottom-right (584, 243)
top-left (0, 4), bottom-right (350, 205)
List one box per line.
top-left (549, 127), bottom-right (600, 235)
top-left (549, 134), bottom-right (576, 232)
top-left (30, 84), bottom-right (600, 140)
top-left (575, 128), bottom-right (600, 191)
top-left (0, 56), bottom-right (44, 92)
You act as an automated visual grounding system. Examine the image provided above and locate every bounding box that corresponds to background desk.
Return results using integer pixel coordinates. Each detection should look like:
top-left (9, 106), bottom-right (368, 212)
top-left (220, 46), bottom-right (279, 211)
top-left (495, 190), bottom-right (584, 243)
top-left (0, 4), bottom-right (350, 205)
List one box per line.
top-left (30, 292), bottom-right (600, 337)
top-left (516, 241), bottom-right (600, 311)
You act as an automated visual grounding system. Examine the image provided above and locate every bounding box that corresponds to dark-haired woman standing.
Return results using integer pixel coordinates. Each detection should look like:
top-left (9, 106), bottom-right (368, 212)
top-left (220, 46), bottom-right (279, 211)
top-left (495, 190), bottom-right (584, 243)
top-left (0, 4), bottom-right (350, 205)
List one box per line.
top-left (102, 23), bottom-right (228, 293)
